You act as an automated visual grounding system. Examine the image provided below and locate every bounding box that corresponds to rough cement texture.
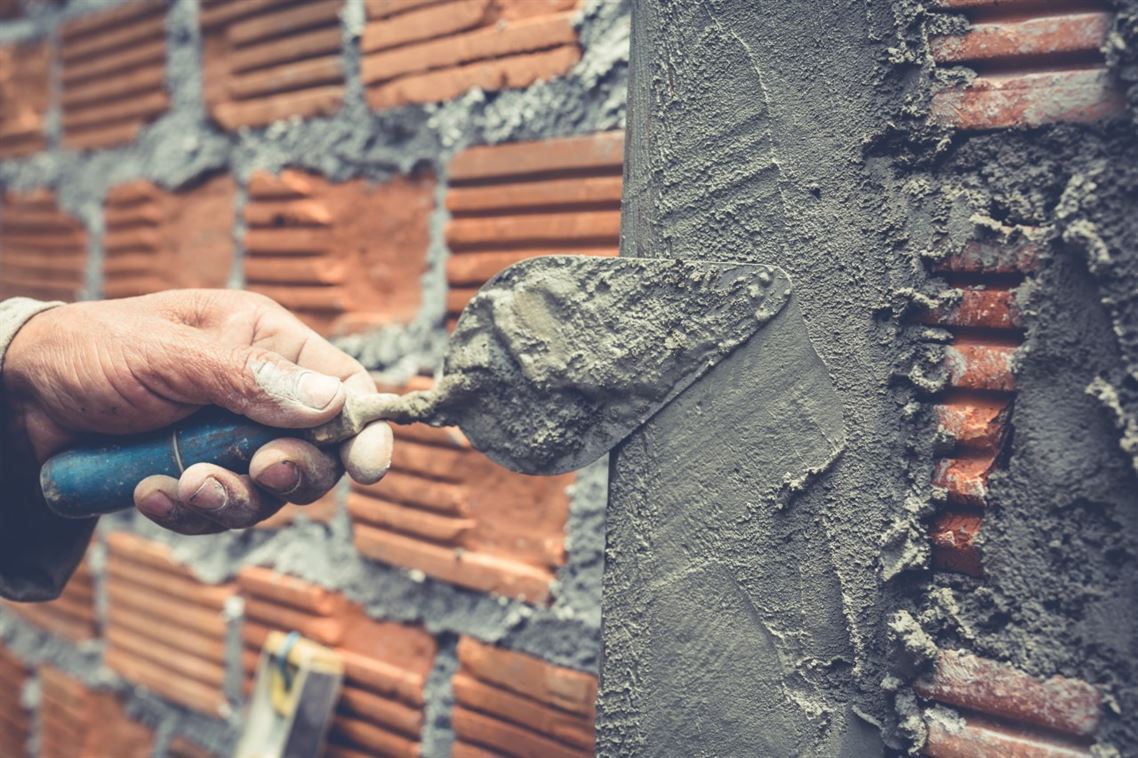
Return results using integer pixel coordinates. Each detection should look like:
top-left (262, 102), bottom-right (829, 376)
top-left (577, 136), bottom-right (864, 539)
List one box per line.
top-left (402, 256), bottom-right (792, 474)
top-left (0, 0), bottom-right (631, 753)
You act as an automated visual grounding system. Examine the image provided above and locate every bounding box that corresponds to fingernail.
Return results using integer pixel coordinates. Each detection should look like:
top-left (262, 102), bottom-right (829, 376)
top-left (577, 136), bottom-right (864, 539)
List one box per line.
top-left (296, 371), bottom-right (342, 410)
top-left (258, 460), bottom-right (301, 495)
top-left (138, 490), bottom-right (176, 518)
top-left (189, 478), bottom-right (228, 511)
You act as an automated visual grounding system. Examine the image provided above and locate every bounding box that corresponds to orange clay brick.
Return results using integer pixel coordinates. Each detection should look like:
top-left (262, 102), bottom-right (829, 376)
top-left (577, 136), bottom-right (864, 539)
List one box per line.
top-left (444, 132), bottom-right (622, 324)
top-left (200, 0), bottom-right (345, 130)
top-left (0, 646), bottom-right (30, 757)
top-left (237, 567), bottom-right (435, 755)
top-left (3, 556), bottom-right (98, 642)
top-left (930, 12), bottom-right (1112, 66)
top-left (930, 68), bottom-right (1123, 130)
top-left (930, 511), bottom-right (984, 576)
top-left (452, 637), bottom-right (595, 756)
top-left (0, 190), bottom-right (88, 301)
top-left (934, 395), bottom-right (1011, 452)
top-left (104, 532), bottom-right (234, 716)
top-left (923, 709), bottom-right (1093, 758)
top-left (931, 229), bottom-right (1043, 274)
top-left (0, 39), bottom-right (50, 158)
top-left (920, 287), bottom-right (1022, 330)
top-left (102, 175), bottom-right (237, 298)
top-left (39, 667), bottom-right (156, 758)
top-left (917, 650), bottom-right (1101, 738)
top-left (349, 376), bottom-right (573, 603)
top-left (243, 168), bottom-right (434, 336)
top-left (944, 339), bottom-right (1016, 392)
top-left (362, 0), bottom-right (580, 109)
top-left (60, 1), bottom-right (169, 149)
top-left (932, 454), bottom-right (997, 506)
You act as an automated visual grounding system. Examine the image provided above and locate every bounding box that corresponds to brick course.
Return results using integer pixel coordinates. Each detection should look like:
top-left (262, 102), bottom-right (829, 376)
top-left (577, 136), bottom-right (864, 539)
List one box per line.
top-left (103, 176), bottom-right (237, 298)
top-left (445, 131), bottom-right (622, 327)
top-left (104, 532), bottom-right (235, 717)
top-left (349, 376), bottom-right (574, 604)
top-left (243, 168), bottom-right (434, 336)
top-left (0, 646), bottom-right (30, 757)
top-left (0, 190), bottom-right (88, 302)
top-left (60, 1), bottom-right (169, 149)
top-left (363, 0), bottom-right (582, 110)
top-left (237, 566), bottom-right (436, 757)
top-left (928, 2), bottom-right (1123, 129)
top-left (39, 667), bottom-right (156, 758)
top-left (452, 637), bottom-right (596, 757)
top-left (0, 39), bottom-right (51, 159)
top-left (201, 0), bottom-right (346, 130)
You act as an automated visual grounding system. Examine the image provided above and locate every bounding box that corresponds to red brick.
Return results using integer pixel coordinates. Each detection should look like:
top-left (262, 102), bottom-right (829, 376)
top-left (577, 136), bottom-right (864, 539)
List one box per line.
top-left (945, 339), bottom-right (1016, 392)
top-left (0, 39), bottom-right (50, 158)
top-left (103, 175), bottom-right (236, 298)
top-left (201, 0), bottom-right (344, 130)
top-left (60, 1), bottom-right (169, 149)
top-left (104, 532), bottom-right (234, 716)
top-left (917, 650), bottom-right (1101, 738)
top-left (931, 12), bottom-right (1111, 65)
top-left (3, 555), bottom-right (98, 642)
top-left (931, 68), bottom-right (1123, 130)
top-left (238, 567), bottom-right (435, 755)
top-left (934, 395), bottom-right (1011, 452)
top-left (932, 229), bottom-right (1043, 274)
top-left (444, 133), bottom-right (622, 322)
top-left (349, 377), bottom-right (573, 603)
top-left (0, 191), bottom-right (88, 301)
top-left (0, 646), bottom-right (31, 755)
top-left (932, 454), bottom-right (997, 506)
top-left (452, 637), bottom-right (596, 757)
top-left (923, 709), bottom-right (1093, 757)
top-left (930, 511), bottom-right (984, 576)
top-left (362, 0), bottom-right (582, 109)
top-left (243, 168), bottom-right (434, 336)
top-left (920, 287), bottom-right (1022, 330)
top-left (39, 667), bottom-right (156, 758)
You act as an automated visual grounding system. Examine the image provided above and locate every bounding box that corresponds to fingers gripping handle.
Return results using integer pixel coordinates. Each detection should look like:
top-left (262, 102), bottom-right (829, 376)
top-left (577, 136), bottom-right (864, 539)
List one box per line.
top-left (39, 408), bottom-right (285, 519)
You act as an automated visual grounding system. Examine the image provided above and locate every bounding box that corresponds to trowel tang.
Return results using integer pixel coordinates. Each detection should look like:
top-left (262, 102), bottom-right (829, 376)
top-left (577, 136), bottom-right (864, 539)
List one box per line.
top-left (40, 407), bottom-right (288, 518)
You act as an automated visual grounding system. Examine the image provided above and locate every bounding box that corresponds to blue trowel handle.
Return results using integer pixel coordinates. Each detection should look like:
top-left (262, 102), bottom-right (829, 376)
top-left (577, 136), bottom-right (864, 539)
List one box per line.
top-left (39, 407), bottom-right (287, 519)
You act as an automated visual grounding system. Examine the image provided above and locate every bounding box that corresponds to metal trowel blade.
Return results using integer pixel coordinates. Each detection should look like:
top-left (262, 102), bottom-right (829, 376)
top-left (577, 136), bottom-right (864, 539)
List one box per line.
top-left (428, 255), bottom-right (795, 475)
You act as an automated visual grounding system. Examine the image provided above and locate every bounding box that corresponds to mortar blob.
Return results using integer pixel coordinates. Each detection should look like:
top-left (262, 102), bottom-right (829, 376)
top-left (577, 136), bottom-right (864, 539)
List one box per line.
top-left (381, 256), bottom-right (795, 475)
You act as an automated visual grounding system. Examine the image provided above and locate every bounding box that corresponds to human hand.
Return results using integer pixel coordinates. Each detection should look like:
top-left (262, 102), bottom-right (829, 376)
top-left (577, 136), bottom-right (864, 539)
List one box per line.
top-left (2, 290), bottom-right (393, 534)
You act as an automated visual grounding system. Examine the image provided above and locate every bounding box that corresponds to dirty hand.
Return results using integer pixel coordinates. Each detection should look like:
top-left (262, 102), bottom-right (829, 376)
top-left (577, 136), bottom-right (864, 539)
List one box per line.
top-left (2, 290), bottom-right (393, 534)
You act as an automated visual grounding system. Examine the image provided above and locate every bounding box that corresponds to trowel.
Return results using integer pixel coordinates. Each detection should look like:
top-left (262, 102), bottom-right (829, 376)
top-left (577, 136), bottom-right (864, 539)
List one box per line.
top-left (40, 255), bottom-right (799, 518)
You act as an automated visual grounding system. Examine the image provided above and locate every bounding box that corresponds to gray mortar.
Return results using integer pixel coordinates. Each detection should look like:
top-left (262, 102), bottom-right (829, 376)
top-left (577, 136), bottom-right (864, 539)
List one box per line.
top-left (420, 634), bottom-right (458, 758)
top-left (0, 0), bottom-right (630, 752)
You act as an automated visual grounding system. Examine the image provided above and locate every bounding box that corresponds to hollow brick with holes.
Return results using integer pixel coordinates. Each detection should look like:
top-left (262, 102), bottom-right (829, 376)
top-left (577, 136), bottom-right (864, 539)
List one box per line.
top-left (243, 168), bottom-right (434, 336)
top-left (104, 532), bottom-right (235, 717)
top-left (348, 375), bottom-right (575, 604)
top-left (103, 176), bottom-right (237, 298)
top-left (0, 191), bottom-right (88, 302)
top-left (444, 131), bottom-right (623, 328)
top-left (60, 0), bottom-right (169, 149)
top-left (452, 637), bottom-right (596, 757)
top-left (927, 1), bottom-right (1123, 130)
top-left (201, 0), bottom-right (346, 130)
top-left (237, 566), bottom-right (435, 757)
top-left (0, 39), bottom-right (50, 158)
top-left (39, 666), bottom-right (158, 758)
top-left (362, 0), bottom-right (583, 110)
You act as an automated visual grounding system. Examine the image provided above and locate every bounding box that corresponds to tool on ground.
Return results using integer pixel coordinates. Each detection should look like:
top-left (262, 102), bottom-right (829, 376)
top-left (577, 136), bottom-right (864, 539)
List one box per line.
top-left (40, 255), bottom-right (794, 518)
top-left (236, 630), bottom-right (343, 758)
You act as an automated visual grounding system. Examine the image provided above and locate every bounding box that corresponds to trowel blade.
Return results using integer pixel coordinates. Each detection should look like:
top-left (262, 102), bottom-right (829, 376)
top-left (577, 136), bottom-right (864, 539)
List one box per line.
top-left (435, 255), bottom-right (794, 475)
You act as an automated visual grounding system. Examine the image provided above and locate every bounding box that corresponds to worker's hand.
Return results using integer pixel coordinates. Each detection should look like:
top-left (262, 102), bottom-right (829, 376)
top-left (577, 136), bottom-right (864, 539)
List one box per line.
top-left (2, 290), bottom-right (393, 534)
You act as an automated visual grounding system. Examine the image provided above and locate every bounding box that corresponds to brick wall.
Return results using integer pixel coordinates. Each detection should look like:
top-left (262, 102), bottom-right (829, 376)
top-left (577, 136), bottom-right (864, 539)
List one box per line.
top-left (0, 0), bottom-right (626, 754)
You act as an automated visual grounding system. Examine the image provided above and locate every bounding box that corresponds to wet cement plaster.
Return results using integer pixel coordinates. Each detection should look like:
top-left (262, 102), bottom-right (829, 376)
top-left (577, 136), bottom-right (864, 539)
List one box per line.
top-left (599, 0), bottom-right (917, 754)
top-left (0, 0), bottom-right (631, 754)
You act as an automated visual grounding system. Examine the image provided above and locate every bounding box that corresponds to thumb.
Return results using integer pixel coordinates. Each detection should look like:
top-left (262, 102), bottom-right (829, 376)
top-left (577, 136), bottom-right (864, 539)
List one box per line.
top-left (172, 338), bottom-right (347, 429)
